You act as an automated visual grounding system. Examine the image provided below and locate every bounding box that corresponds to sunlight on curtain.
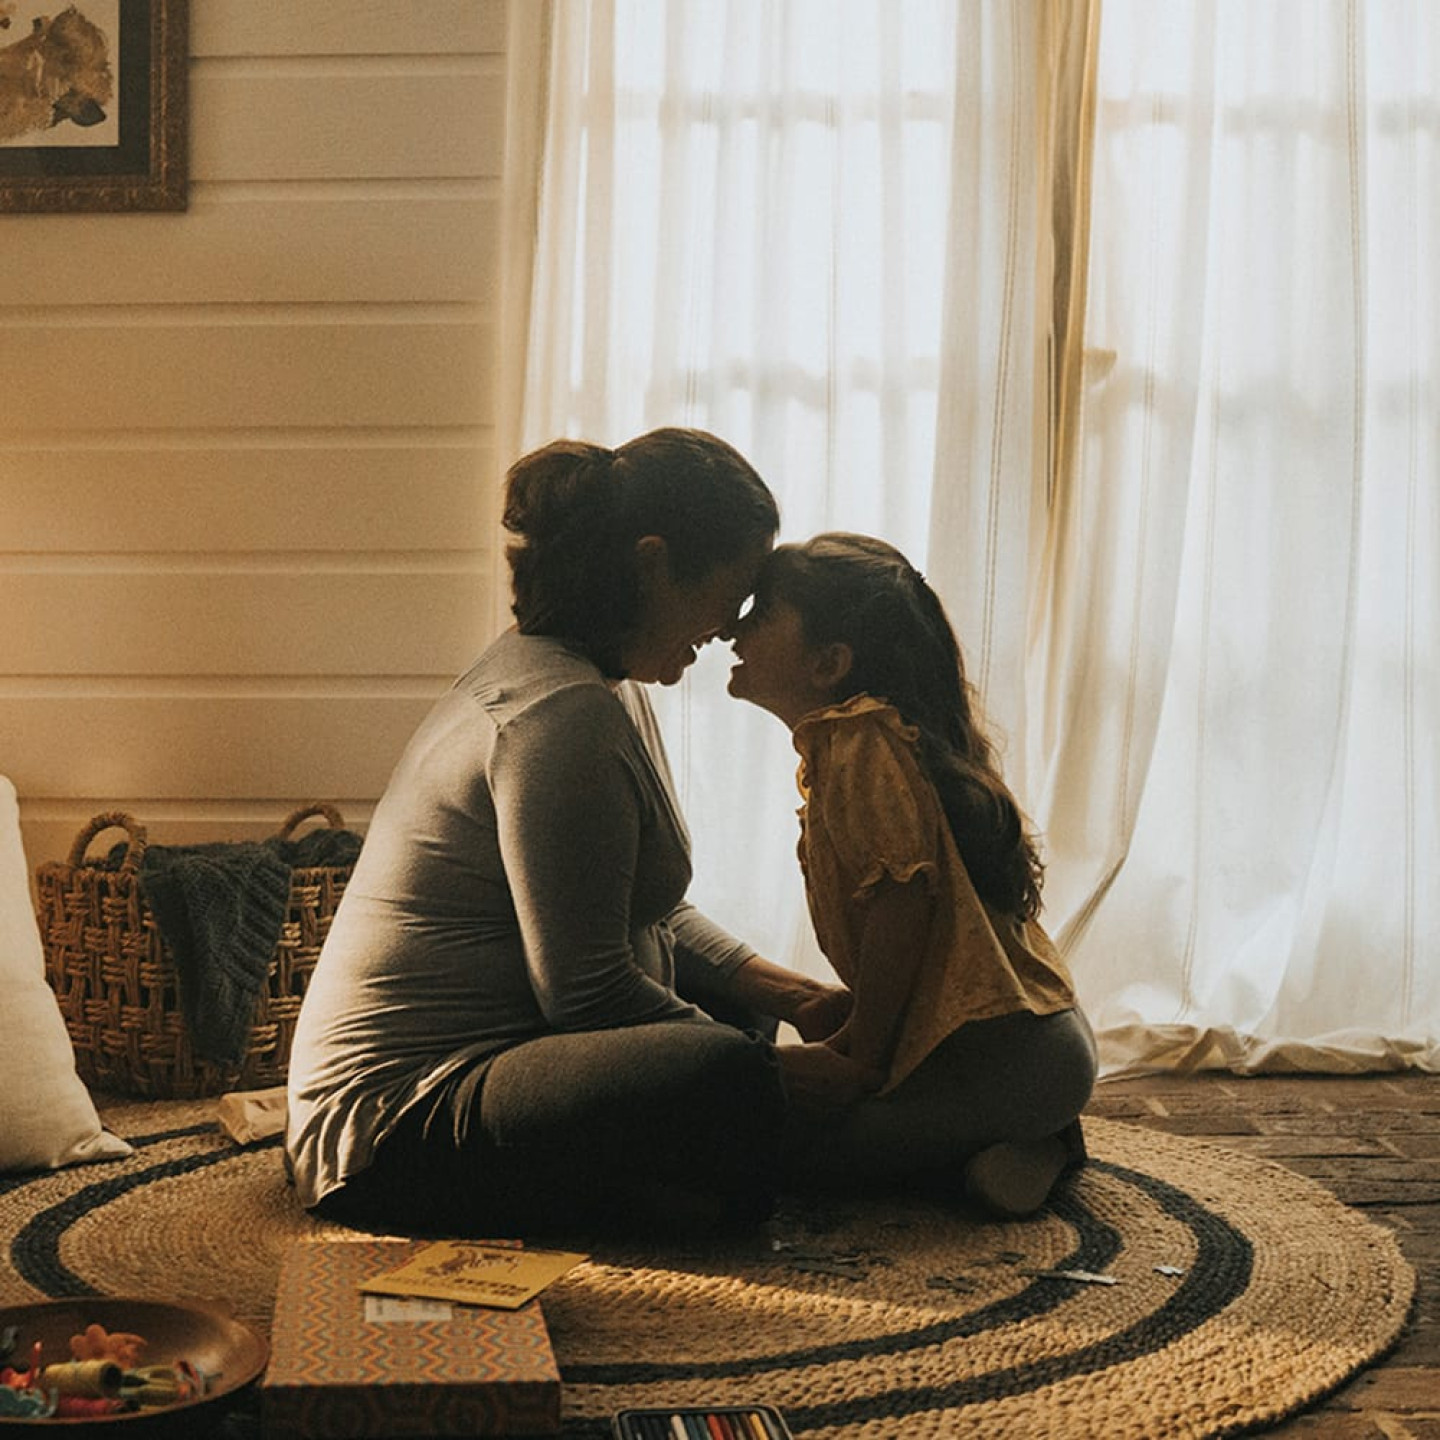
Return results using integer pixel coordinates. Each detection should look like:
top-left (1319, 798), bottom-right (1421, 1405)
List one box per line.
top-left (493, 0), bottom-right (554, 639)
top-left (520, 0), bottom-right (1044, 973)
top-left (518, 0), bottom-right (1437, 1075)
top-left (1046, 1), bottom-right (1440, 1072)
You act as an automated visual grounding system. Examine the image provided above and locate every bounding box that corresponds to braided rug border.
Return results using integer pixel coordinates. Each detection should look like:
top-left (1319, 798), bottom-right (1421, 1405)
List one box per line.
top-left (1, 1114), bottom-right (1413, 1440)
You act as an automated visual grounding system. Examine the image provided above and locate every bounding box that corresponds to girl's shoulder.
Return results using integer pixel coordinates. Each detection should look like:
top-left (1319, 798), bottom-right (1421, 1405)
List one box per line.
top-left (795, 695), bottom-right (942, 862)
top-left (793, 695), bottom-right (926, 793)
top-left (795, 693), bottom-right (919, 747)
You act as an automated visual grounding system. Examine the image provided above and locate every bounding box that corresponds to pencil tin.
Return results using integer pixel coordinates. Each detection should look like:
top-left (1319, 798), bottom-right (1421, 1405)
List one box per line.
top-left (612, 1404), bottom-right (795, 1440)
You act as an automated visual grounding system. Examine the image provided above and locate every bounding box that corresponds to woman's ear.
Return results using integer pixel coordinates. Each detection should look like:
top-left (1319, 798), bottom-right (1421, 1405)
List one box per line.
top-left (634, 535), bottom-right (670, 591)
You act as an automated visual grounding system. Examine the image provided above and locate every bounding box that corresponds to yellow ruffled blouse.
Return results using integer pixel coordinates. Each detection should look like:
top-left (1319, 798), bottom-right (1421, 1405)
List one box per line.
top-left (793, 694), bottom-right (1076, 1093)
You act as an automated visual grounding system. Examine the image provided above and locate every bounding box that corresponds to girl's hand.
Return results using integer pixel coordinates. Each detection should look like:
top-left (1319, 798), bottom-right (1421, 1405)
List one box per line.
top-left (778, 1042), bottom-right (882, 1112)
top-left (788, 982), bottom-right (853, 1043)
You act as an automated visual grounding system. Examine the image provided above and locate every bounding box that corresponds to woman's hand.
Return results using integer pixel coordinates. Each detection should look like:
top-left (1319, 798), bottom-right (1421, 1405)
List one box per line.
top-left (777, 1042), bottom-right (882, 1113)
top-left (727, 955), bottom-right (852, 1040)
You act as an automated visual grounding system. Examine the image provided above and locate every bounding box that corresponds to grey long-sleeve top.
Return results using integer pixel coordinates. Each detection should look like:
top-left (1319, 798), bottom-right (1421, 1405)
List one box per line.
top-left (285, 629), bottom-right (756, 1208)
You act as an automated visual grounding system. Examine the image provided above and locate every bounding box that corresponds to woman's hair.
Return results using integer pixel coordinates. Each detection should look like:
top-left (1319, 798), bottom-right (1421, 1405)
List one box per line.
top-left (502, 427), bottom-right (779, 676)
top-left (759, 533), bottom-right (1044, 920)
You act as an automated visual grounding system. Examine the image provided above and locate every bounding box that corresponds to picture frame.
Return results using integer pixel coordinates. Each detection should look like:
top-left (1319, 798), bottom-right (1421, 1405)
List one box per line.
top-left (0, 0), bottom-right (187, 213)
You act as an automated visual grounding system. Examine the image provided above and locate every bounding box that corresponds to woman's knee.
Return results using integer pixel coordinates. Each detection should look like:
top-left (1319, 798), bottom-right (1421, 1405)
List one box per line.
top-left (692, 1021), bottom-right (782, 1090)
top-left (481, 1020), bottom-right (782, 1143)
top-left (491, 1023), bottom-right (783, 1221)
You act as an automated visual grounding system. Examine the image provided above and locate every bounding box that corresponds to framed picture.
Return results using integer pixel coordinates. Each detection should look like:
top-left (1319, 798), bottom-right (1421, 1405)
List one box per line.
top-left (0, 0), bottom-right (187, 213)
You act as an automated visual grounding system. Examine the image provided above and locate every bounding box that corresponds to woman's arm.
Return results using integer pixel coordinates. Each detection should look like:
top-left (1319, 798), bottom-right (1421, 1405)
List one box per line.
top-left (494, 686), bottom-right (700, 1030)
top-left (667, 902), bottom-right (851, 1039)
top-left (727, 954), bottom-right (853, 1041)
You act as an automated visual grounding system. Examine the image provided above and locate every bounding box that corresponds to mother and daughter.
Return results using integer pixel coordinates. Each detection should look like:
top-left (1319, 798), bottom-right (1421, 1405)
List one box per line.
top-left (285, 428), bottom-right (1096, 1238)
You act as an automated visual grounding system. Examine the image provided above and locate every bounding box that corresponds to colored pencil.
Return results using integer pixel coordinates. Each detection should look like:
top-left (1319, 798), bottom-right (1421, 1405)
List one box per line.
top-left (746, 1410), bottom-right (779, 1440)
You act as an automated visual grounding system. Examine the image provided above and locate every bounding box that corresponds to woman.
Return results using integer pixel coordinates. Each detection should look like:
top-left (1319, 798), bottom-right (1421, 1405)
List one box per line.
top-left (285, 428), bottom-right (845, 1239)
top-left (727, 534), bottom-right (1096, 1216)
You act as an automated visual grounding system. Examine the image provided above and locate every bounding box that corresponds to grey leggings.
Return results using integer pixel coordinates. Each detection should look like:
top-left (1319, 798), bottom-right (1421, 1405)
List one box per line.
top-left (316, 1005), bottom-right (1095, 1236)
top-left (316, 1016), bottom-right (787, 1239)
top-left (783, 1006), bottom-right (1098, 1191)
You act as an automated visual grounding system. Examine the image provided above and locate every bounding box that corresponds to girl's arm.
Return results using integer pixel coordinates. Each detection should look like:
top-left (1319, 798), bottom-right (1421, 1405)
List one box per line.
top-left (782, 871), bottom-right (934, 1106)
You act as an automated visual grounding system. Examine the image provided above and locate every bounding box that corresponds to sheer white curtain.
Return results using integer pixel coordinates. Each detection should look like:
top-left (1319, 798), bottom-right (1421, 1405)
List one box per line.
top-left (518, 0), bottom-right (1046, 975)
top-left (1047, 1), bottom-right (1440, 1072)
top-left (515, 1), bottom-right (1440, 1073)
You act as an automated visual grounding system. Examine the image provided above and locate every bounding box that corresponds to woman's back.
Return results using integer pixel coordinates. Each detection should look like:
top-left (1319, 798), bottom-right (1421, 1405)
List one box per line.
top-left (285, 628), bottom-right (697, 1207)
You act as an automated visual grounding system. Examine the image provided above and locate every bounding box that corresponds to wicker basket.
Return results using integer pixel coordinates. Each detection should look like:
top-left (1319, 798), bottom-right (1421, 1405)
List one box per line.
top-left (37, 804), bottom-right (355, 1100)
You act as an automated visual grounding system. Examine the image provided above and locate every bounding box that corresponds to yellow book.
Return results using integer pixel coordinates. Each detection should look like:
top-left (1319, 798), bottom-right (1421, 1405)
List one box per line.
top-left (358, 1240), bottom-right (586, 1310)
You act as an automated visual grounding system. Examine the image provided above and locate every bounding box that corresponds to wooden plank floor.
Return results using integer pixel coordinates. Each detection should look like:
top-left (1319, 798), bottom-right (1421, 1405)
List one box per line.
top-left (1087, 1072), bottom-right (1440, 1438)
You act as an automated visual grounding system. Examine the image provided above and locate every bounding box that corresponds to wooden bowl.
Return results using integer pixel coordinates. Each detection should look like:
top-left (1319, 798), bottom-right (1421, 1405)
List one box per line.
top-left (0, 1298), bottom-right (267, 1432)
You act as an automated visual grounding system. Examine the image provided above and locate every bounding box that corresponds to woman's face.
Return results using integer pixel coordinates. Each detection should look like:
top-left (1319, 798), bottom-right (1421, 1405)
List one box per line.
top-left (621, 536), bottom-right (773, 686)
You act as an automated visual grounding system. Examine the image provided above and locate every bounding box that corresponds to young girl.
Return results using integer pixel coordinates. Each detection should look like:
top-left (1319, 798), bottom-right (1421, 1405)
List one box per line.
top-left (727, 533), bottom-right (1096, 1217)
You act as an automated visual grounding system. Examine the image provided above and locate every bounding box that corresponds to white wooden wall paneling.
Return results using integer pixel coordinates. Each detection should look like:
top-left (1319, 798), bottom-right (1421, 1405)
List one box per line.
top-left (1, 571), bottom-right (490, 675)
top-left (2, 197), bottom-right (498, 305)
top-left (0, 319), bottom-right (492, 431)
top-left (2, 2), bottom-right (511, 867)
top-left (191, 2), bottom-right (506, 58)
top-left (191, 69), bottom-right (505, 183)
top-left (7, 696), bottom-right (434, 800)
top-left (0, 445), bottom-right (493, 551)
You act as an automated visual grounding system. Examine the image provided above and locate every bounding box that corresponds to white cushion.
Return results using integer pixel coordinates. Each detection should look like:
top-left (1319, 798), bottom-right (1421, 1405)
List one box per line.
top-left (0, 776), bottom-right (131, 1172)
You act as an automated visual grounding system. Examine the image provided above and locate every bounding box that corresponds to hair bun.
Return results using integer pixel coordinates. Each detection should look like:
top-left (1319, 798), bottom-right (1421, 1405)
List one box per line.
top-left (502, 440), bottom-right (615, 543)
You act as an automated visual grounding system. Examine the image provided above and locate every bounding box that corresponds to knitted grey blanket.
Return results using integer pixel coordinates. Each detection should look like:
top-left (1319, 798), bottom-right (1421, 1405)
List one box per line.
top-left (139, 842), bottom-right (294, 1066)
top-left (135, 829), bottom-right (362, 1065)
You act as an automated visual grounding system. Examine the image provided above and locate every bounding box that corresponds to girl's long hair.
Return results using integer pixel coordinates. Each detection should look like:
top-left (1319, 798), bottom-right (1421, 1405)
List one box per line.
top-left (760, 533), bottom-right (1044, 920)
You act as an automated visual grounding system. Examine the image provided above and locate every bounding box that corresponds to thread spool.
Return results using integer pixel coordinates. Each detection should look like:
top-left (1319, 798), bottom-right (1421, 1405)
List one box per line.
top-left (37, 1359), bottom-right (123, 1398)
top-left (124, 1378), bottom-right (183, 1406)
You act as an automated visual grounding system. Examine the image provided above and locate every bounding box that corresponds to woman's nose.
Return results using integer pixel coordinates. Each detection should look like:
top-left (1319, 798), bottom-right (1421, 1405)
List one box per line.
top-left (721, 611), bottom-right (753, 644)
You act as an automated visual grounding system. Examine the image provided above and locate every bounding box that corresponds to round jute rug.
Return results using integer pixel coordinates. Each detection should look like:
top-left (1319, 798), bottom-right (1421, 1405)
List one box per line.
top-left (0, 1100), bottom-right (1415, 1439)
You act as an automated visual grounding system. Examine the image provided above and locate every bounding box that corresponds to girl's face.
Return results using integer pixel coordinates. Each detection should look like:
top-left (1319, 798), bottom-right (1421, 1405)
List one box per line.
top-left (727, 593), bottom-right (840, 727)
top-left (622, 536), bottom-right (773, 686)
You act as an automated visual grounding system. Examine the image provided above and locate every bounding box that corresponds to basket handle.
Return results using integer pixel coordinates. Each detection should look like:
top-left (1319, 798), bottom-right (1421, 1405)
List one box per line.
top-left (276, 802), bottom-right (347, 841)
top-left (68, 812), bottom-right (148, 873)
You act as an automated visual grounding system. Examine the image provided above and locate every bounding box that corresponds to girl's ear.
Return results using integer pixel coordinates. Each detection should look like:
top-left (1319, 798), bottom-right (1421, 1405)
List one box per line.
top-left (812, 641), bottom-right (854, 691)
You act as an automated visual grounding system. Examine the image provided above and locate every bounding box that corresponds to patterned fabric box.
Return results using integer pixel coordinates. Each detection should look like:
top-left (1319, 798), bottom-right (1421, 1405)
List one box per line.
top-left (262, 1239), bottom-right (561, 1437)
